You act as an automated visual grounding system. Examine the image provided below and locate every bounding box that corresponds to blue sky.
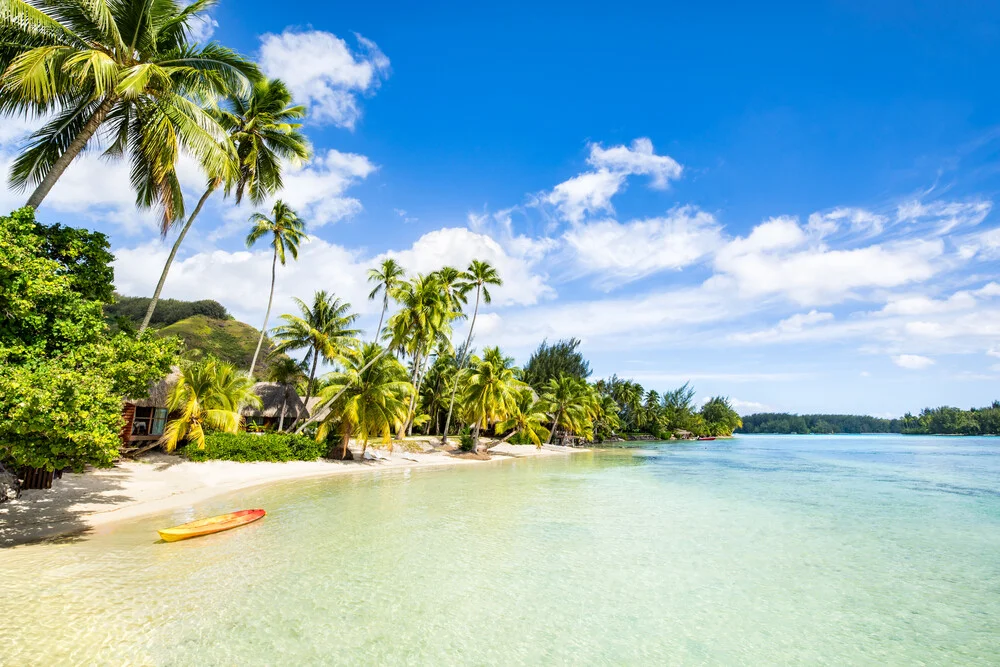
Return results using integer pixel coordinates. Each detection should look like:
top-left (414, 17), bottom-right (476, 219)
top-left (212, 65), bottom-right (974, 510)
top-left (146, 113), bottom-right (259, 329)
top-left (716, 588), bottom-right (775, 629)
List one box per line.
top-left (4, 0), bottom-right (1000, 416)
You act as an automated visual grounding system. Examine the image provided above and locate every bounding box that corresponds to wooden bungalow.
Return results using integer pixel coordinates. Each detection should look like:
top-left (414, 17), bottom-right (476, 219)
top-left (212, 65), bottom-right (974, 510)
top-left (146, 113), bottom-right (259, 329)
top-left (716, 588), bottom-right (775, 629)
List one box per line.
top-left (242, 382), bottom-right (309, 432)
top-left (120, 368), bottom-right (180, 449)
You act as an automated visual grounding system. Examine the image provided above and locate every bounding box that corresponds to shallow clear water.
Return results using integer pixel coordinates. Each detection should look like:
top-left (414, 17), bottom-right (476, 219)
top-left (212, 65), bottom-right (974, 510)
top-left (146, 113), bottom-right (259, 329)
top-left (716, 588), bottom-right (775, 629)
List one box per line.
top-left (3, 435), bottom-right (1000, 665)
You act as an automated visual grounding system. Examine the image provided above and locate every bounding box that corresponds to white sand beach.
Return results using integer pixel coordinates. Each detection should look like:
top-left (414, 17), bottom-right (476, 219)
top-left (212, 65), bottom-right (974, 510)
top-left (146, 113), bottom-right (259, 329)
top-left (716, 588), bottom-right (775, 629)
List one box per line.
top-left (0, 441), bottom-right (583, 548)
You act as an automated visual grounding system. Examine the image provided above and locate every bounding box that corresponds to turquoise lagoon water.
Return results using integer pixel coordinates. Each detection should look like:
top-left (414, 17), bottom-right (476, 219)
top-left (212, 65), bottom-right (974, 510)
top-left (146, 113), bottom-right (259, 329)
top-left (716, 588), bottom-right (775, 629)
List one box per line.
top-left (2, 434), bottom-right (1000, 665)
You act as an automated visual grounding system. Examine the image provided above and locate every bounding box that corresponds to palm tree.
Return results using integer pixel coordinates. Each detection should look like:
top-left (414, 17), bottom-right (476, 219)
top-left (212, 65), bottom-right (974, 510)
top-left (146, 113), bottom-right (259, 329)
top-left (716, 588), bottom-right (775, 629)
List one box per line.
top-left (271, 291), bottom-right (360, 402)
top-left (1, 0), bottom-right (258, 215)
top-left (496, 387), bottom-right (550, 448)
top-left (441, 259), bottom-right (502, 444)
top-left (316, 342), bottom-right (413, 459)
top-left (245, 200), bottom-right (307, 377)
top-left (460, 346), bottom-right (524, 450)
top-left (386, 273), bottom-right (453, 436)
top-left (366, 258), bottom-right (405, 342)
top-left (137, 78), bottom-right (309, 333)
top-left (540, 374), bottom-right (592, 445)
top-left (159, 359), bottom-right (261, 452)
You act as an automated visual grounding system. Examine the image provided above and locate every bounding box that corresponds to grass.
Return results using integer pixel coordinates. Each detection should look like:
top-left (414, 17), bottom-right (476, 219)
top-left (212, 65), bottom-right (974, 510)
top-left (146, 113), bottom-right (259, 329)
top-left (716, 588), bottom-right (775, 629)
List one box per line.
top-left (156, 315), bottom-right (287, 379)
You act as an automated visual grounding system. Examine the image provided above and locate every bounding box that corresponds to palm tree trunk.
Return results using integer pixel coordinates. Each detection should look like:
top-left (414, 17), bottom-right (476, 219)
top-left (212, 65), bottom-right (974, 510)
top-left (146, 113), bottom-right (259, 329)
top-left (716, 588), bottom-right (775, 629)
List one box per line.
top-left (26, 97), bottom-right (116, 209)
top-left (306, 346), bottom-right (319, 403)
top-left (407, 348), bottom-right (432, 436)
top-left (248, 249), bottom-right (278, 378)
top-left (278, 386), bottom-right (287, 432)
top-left (472, 421), bottom-right (481, 451)
top-left (400, 347), bottom-right (422, 439)
top-left (294, 348), bottom-right (392, 435)
top-left (139, 184), bottom-right (215, 334)
top-left (441, 286), bottom-right (480, 444)
top-left (547, 407), bottom-right (562, 445)
top-left (373, 297), bottom-right (387, 343)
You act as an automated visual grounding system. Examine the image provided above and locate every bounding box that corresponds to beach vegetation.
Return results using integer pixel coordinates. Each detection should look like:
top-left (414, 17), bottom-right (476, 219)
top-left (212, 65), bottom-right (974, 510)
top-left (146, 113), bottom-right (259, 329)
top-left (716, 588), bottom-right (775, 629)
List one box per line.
top-left (523, 338), bottom-right (591, 391)
top-left (184, 431), bottom-right (323, 462)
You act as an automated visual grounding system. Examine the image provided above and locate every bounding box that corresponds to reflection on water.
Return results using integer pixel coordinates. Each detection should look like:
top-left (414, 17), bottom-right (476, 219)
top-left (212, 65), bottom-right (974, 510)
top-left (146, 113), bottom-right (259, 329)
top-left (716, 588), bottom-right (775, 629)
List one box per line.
top-left (3, 435), bottom-right (1000, 665)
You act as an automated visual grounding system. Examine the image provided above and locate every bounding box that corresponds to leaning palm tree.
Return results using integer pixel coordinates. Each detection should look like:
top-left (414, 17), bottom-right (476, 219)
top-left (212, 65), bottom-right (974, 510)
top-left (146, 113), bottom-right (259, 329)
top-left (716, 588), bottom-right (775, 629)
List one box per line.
top-left (271, 291), bottom-right (360, 402)
top-left (245, 200), bottom-right (307, 377)
top-left (0, 0), bottom-right (258, 216)
top-left (316, 342), bottom-right (413, 460)
top-left (496, 387), bottom-right (551, 448)
top-left (441, 259), bottom-right (502, 444)
top-left (366, 258), bottom-right (405, 342)
top-left (159, 359), bottom-right (261, 452)
top-left (137, 78), bottom-right (309, 333)
top-left (460, 346), bottom-right (524, 450)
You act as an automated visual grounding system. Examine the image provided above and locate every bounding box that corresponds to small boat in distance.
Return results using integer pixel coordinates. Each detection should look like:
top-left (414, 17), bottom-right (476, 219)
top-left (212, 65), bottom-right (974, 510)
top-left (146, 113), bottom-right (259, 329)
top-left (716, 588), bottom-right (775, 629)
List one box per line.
top-left (158, 509), bottom-right (266, 542)
top-left (697, 436), bottom-right (716, 441)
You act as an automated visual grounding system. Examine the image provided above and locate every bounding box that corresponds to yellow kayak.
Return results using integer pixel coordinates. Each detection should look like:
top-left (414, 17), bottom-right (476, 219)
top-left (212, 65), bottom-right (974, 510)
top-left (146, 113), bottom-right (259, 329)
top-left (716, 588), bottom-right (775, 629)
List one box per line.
top-left (158, 509), bottom-right (266, 542)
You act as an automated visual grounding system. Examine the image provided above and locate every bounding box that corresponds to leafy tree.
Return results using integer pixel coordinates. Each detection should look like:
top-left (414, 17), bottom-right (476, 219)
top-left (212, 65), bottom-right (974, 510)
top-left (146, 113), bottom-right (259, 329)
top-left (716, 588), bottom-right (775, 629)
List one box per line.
top-left (700, 396), bottom-right (742, 436)
top-left (460, 346), bottom-right (524, 450)
top-left (441, 259), bottom-right (501, 443)
top-left (105, 295), bottom-right (229, 328)
top-left (0, 208), bottom-right (176, 472)
top-left (245, 200), bottom-right (307, 377)
top-left (1, 0), bottom-right (258, 216)
top-left (523, 338), bottom-right (591, 391)
top-left (160, 359), bottom-right (260, 452)
top-left (366, 258), bottom-right (405, 342)
top-left (34, 222), bottom-right (114, 301)
top-left (272, 291), bottom-right (360, 401)
top-left (139, 78), bottom-right (309, 333)
top-left (539, 374), bottom-right (593, 444)
top-left (316, 342), bottom-right (413, 459)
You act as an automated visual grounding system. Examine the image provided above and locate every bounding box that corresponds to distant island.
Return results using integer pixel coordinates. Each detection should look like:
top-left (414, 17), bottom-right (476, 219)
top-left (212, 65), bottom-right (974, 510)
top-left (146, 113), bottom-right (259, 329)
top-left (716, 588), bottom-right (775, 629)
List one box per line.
top-left (739, 405), bottom-right (1000, 436)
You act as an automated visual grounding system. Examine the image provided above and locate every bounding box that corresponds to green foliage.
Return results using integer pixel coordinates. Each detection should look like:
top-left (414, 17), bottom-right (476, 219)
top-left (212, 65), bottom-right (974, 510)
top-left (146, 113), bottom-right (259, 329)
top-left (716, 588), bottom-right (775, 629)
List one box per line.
top-left (738, 413), bottom-right (898, 434)
top-left (458, 426), bottom-right (475, 452)
top-left (105, 296), bottom-right (230, 328)
top-left (34, 222), bottom-right (115, 302)
top-left (185, 432), bottom-right (325, 463)
top-left (0, 208), bottom-right (177, 471)
top-left (700, 396), bottom-right (743, 436)
top-left (523, 338), bottom-right (591, 390)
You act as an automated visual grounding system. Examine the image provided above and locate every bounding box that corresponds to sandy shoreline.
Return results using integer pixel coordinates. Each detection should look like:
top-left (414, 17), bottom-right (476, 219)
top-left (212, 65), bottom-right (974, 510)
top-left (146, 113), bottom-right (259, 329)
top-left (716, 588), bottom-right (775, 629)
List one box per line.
top-left (0, 440), bottom-right (584, 548)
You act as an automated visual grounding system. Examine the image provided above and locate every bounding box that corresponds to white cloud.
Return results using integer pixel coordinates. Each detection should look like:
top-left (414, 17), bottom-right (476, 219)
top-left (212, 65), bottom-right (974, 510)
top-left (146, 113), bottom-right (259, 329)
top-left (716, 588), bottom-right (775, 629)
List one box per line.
top-left (730, 310), bottom-right (834, 343)
top-left (393, 208), bottom-right (417, 223)
top-left (892, 354), bottom-right (935, 370)
top-left (586, 137), bottom-right (683, 189)
top-left (187, 15), bottom-right (218, 43)
top-left (259, 30), bottom-right (390, 129)
top-left (544, 138), bottom-right (682, 224)
top-left (712, 216), bottom-right (945, 305)
top-left (562, 206), bottom-right (722, 286)
top-left (729, 398), bottom-right (772, 415)
top-left (896, 199), bottom-right (991, 235)
top-left (807, 207), bottom-right (887, 237)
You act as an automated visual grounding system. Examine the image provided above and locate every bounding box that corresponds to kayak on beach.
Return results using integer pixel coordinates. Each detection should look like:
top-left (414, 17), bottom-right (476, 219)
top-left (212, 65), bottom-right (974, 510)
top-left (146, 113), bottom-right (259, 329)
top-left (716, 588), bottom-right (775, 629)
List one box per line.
top-left (158, 509), bottom-right (266, 542)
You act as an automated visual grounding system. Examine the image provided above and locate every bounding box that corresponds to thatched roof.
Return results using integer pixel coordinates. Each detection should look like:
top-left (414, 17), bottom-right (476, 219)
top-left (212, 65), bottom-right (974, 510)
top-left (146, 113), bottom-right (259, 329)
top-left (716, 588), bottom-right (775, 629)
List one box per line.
top-left (242, 382), bottom-right (308, 419)
top-left (128, 367), bottom-right (181, 407)
top-left (304, 396), bottom-right (324, 415)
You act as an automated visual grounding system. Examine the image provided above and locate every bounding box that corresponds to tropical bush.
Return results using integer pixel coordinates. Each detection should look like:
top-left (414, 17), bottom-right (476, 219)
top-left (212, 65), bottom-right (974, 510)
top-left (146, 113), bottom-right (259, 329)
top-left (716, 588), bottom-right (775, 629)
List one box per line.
top-left (458, 426), bottom-right (475, 452)
top-left (185, 432), bottom-right (325, 463)
top-left (0, 208), bottom-right (176, 472)
top-left (105, 297), bottom-right (230, 328)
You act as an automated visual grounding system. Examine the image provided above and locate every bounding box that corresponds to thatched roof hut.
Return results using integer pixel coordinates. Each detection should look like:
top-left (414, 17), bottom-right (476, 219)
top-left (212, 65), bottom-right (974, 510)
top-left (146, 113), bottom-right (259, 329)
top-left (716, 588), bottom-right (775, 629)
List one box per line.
top-left (129, 367), bottom-right (181, 407)
top-left (242, 382), bottom-right (308, 421)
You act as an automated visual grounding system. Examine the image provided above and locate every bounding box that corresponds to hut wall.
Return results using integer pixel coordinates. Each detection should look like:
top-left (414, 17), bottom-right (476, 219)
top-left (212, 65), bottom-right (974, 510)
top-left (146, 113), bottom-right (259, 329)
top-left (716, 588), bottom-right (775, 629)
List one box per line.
top-left (120, 403), bottom-right (137, 445)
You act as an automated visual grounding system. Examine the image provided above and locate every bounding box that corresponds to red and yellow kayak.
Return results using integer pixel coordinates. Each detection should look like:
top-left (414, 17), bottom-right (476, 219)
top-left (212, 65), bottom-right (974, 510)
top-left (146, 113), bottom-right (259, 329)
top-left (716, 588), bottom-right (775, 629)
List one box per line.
top-left (158, 509), bottom-right (266, 542)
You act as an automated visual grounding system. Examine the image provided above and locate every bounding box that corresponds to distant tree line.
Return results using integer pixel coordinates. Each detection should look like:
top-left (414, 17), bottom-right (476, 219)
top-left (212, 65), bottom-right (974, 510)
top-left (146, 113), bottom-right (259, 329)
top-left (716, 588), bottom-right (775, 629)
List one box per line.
top-left (104, 296), bottom-right (231, 330)
top-left (739, 402), bottom-right (1000, 435)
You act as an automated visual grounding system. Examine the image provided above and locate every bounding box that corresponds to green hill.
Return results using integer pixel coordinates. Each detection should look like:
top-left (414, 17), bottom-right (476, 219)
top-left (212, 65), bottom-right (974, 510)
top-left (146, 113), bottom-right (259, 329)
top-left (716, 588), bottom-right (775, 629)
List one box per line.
top-left (157, 315), bottom-right (282, 379)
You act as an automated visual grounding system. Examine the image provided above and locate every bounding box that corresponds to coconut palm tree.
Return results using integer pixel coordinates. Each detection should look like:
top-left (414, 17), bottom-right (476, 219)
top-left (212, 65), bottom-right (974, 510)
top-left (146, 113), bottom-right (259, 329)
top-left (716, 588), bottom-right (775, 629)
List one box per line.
top-left (316, 342), bottom-right (413, 459)
top-left (137, 78), bottom-right (309, 333)
top-left (245, 200), bottom-right (307, 377)
top-left (271, 291), bottom-right (360, 402)
top-left (539, 374), bottom-right (592, 445)
top-left (441, 259), bottom-right (502, 444)
top-left (0, 0), bottom-right (258, 216)
top-left (496, 387), bottom-right (550, 448)
top-left (159, 359), bottom-right (261, 452)
top-left (460, 346), bottom-right (524, 450)
top-left (366, 258), bottom-right (405, 342)
top-left (386, 273), bottom-right (453, 436)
